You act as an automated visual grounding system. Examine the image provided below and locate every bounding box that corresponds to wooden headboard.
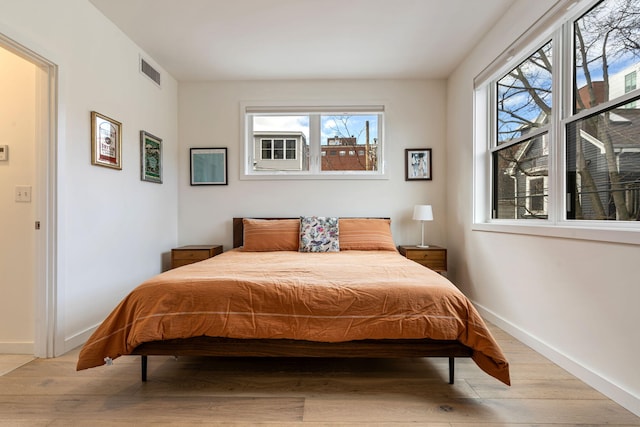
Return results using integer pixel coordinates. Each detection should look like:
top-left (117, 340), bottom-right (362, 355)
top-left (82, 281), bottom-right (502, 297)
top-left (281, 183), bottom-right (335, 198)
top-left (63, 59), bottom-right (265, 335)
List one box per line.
top-left (232, 217), bottom-right (390, 248)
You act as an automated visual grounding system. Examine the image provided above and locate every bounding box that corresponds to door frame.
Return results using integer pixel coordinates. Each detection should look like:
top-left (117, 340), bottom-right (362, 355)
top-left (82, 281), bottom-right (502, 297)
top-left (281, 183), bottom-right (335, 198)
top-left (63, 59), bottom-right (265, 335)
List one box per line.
top-left (0, 33), bottom-right (59, 358)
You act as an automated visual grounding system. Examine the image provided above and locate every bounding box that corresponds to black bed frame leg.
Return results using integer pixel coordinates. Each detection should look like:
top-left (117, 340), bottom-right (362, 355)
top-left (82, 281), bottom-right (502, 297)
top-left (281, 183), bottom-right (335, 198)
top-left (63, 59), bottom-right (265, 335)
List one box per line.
top-left (141, 355), bottom-right (148, 382)
top-left (448, 357), bottom-right (455, 384)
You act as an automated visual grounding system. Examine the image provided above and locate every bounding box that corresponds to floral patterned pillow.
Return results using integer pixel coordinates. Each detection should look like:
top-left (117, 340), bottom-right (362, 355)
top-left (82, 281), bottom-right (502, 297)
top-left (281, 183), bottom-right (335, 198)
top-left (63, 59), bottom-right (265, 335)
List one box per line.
top-left (299, 216), bottom-right (339, 252)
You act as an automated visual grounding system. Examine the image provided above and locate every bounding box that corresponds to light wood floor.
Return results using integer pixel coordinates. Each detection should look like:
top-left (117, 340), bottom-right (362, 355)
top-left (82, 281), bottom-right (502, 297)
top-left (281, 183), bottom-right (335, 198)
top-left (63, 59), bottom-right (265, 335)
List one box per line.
top-left (1, 323), bottom-right (638, 426)
top-left (0, 354), bottom-right (34, 376)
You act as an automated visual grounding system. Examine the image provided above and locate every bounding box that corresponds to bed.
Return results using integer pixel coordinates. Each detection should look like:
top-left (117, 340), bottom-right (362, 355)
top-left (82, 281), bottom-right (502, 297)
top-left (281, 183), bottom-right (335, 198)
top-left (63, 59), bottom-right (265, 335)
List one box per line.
top-left (76, 217), bottom-right (510, 385)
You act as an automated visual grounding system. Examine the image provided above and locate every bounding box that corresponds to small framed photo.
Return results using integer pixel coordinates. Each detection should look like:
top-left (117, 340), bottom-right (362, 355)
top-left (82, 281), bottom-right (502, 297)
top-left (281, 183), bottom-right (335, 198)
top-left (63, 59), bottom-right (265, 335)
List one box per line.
top-left (91, 111), bottom-right (122, 170)
top-left (190, 147), bottom-right (228, 185)
top-left (405, 148), bottom-right (432, 181)
top-left (140, 131), bottom-right (162, 183)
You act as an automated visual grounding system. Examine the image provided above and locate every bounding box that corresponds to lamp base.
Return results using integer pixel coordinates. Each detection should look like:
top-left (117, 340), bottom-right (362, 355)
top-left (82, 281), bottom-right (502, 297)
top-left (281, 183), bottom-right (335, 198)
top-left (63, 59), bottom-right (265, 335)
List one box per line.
top-left (417, 221), bottom-right (429, 248)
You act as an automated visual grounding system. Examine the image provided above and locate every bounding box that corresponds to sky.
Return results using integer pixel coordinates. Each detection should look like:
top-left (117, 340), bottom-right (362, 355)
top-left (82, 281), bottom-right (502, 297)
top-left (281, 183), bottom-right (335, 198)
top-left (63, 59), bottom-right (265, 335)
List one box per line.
top-left (574, 0), bottom-right (640, 87)
top-left (253, 114), bottom-right (379, 145)
top-left (497, 0), bottom-right (640, 143)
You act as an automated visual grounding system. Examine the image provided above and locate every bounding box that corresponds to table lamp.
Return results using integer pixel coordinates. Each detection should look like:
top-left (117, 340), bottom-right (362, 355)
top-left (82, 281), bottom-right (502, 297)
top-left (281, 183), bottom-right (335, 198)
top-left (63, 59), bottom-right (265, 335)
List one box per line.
top-left (412, 205), bottom-right (433, 248)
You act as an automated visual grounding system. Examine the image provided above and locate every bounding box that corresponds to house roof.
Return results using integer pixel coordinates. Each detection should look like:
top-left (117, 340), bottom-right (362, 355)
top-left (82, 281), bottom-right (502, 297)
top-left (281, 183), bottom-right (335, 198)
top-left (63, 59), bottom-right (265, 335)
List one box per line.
top-left (607, 108), bottom-right (640, 150)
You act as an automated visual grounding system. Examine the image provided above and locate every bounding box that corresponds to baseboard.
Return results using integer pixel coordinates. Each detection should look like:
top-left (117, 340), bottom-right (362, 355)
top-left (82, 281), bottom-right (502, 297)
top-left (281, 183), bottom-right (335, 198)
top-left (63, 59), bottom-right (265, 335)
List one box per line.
top-left (0, 341), bottom-right (34, 354)
top-left (64, 324), bottom-right (98, 353)
top-left (475, 302), bottom-right (640, 418)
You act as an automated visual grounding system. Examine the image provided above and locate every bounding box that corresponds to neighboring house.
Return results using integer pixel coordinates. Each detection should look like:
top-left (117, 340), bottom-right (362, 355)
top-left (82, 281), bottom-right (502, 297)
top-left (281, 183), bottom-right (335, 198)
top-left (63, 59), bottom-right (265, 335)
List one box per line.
top-left (252, 131), bottom-right (308, 171)
top-left (498, 105), bottom-right (640, 220)
top-left (321, 137), bottom-right (378, 171)
top-left (569, 107), bottom-right (640, 220)
top-left (610, 62), bottom-right (640, 109)
top-left (495, 134), bottom-right (549, 219)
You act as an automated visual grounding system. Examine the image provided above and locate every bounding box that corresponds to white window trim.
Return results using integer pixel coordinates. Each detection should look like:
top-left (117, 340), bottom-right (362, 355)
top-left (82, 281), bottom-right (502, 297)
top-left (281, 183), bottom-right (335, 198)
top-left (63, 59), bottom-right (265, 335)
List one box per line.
top-left (472, 0), bottom-right (640, 245)
top-left (240, 102), bottom-right (387, 180)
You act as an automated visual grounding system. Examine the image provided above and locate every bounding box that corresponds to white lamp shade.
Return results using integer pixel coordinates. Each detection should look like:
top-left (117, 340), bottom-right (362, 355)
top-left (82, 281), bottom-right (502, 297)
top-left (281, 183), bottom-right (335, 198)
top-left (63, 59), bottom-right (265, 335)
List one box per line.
top-left (412, 205), bottom-right (433, 221)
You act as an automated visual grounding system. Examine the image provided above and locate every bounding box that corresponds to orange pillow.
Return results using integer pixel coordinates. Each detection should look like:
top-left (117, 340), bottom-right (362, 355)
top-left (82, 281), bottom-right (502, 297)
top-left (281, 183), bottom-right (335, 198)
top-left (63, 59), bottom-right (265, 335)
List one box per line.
top-left (339, 218), bottom-right (397, 251)
top-left (242, 219), bottom-right (300, 251)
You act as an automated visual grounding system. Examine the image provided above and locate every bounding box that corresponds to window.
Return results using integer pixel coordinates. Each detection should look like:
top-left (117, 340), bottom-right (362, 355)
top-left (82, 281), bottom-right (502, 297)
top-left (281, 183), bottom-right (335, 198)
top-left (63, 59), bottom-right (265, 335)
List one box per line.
top-left (259, 138), bottom-right (297, 160)
top-left (492, 41), bottom-right (552, 219)
top-left (242, 105), bottom-right (384, 179)
top-left (496, 41), bottom-right (552, 146)
top-left (568, 0), bottom-right (640, 221)
top-left (566, 98), bottom-right (640, 220)
top-left (625, 72), bottom-right (636, 94)
top-left (476, 0), bottom-right (640, 231)
top-left (624, 72), bottom-right (637, 108)
top-left (261, 139), bottom-right (272, 160)
top-left (526, 176), bottom-right (548, 216)
top-left (493, 134), bottom-right (550, 219)
top-left (285, 139), bottom-right (296, 159)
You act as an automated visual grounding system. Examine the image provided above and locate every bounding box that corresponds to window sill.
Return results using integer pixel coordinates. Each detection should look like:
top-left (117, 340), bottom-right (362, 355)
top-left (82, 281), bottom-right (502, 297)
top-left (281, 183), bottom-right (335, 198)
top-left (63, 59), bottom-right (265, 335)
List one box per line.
top-left (471, 221), bottom-right (640, 246)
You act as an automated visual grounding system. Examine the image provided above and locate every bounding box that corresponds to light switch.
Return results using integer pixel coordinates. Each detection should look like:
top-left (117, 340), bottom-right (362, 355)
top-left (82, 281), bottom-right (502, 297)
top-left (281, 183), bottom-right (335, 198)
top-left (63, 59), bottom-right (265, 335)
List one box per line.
top-left (0, 145), bottom-right (7, 161)
top-left (15, 185), bottom-right (32, 202)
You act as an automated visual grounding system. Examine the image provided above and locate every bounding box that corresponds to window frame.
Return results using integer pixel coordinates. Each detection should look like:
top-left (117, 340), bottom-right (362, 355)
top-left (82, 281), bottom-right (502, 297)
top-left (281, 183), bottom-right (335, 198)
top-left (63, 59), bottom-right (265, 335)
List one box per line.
top-left (472, 0), bottom-right (640, 245)
top-left (241, 103), bottom-right (386, 180)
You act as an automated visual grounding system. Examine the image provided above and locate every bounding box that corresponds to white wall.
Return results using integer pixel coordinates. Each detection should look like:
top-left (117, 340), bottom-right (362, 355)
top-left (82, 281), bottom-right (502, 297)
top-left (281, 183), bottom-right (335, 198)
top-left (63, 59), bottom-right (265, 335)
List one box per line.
top-left (446, 0), bottom-right (640, 416)
top-left (0, 47), bottom-right (36, 352)
top-left (178, 80), bottom-right (447, 249)
top-left (0, 0), bottom-right (179, 354)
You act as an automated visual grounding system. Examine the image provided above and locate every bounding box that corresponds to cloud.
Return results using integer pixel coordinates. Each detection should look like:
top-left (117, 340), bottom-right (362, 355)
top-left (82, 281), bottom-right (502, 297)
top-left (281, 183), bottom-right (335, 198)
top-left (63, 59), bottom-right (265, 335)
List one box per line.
top-left (253, 115), bottom-right (309, 139)
top-left (253, 114), bottom-right (379, 145)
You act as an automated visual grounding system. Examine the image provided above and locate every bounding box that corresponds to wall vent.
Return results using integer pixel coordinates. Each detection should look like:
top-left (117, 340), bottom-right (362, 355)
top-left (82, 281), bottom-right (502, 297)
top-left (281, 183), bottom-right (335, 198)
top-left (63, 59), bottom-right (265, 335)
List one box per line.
top-left (140, 56), bottom-right (161, 87)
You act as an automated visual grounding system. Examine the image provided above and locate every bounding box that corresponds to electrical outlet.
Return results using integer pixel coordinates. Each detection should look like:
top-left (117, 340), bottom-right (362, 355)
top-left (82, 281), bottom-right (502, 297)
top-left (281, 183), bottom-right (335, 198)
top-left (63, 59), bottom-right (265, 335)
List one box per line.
top-left (15, 185), bottom-right (32, 202)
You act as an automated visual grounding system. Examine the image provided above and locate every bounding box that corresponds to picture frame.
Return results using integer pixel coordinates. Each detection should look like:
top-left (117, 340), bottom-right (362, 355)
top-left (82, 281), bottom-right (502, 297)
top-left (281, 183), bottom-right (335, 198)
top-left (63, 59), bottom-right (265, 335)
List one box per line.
top-left (91, 111), bottom-right (122, 170)
top-left (140, 131), bottom-right (162, 183)
top-left (405, 148), bottom-right (432, 181)
top-left (190, 147), bottom-right (228, 185)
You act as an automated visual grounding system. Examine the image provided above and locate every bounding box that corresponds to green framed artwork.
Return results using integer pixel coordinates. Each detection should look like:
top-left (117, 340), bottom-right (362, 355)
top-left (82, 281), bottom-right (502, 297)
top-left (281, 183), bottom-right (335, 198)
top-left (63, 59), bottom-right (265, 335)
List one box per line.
top-left (190, 147), bottom-right (228, 185)
top-left (140, 131), bottom-right (162, 183)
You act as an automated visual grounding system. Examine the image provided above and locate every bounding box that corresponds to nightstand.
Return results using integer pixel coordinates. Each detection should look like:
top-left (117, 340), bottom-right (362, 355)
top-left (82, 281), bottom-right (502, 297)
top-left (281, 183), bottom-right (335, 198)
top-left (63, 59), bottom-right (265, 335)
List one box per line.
top-left (398, 245), bottom-right (447, 274)
top-left (171, 245), bottom-right (223, 269)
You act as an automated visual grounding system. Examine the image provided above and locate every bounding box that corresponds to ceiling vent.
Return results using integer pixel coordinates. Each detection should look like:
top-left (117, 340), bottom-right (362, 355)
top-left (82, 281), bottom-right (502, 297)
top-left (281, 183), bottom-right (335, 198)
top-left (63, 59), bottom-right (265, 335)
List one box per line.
top-left (140, 56), bottom-right (161, 87)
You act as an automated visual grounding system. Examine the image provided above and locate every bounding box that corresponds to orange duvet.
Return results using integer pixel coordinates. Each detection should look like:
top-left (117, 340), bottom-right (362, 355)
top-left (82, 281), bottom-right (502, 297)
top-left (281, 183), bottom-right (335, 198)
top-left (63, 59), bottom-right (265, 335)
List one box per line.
top-left (77, 250), bottom-right (510, 385)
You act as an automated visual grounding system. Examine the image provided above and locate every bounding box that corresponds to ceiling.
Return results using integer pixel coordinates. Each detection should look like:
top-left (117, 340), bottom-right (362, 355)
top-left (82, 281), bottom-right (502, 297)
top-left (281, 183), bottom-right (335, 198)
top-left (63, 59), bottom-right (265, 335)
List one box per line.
top-left (89, 0), bottom-right (515, 81)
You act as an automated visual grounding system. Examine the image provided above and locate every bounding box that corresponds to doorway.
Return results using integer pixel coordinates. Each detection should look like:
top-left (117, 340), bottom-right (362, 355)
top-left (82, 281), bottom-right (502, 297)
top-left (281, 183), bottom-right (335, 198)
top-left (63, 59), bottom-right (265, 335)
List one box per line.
top-left (0, 33), bottom-right (58, 358)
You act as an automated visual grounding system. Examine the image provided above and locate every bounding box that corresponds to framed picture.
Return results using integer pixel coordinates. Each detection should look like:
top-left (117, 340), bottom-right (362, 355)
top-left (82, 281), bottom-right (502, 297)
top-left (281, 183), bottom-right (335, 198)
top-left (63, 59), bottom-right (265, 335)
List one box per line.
top-left (405, 148), bottom-right (432, 181)
top-left (190, 147), bottom-right (228, 185)
top-left (140, 131), bottom-right (162, 183)
top-left (91, 111), bottom-right (122, 170)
